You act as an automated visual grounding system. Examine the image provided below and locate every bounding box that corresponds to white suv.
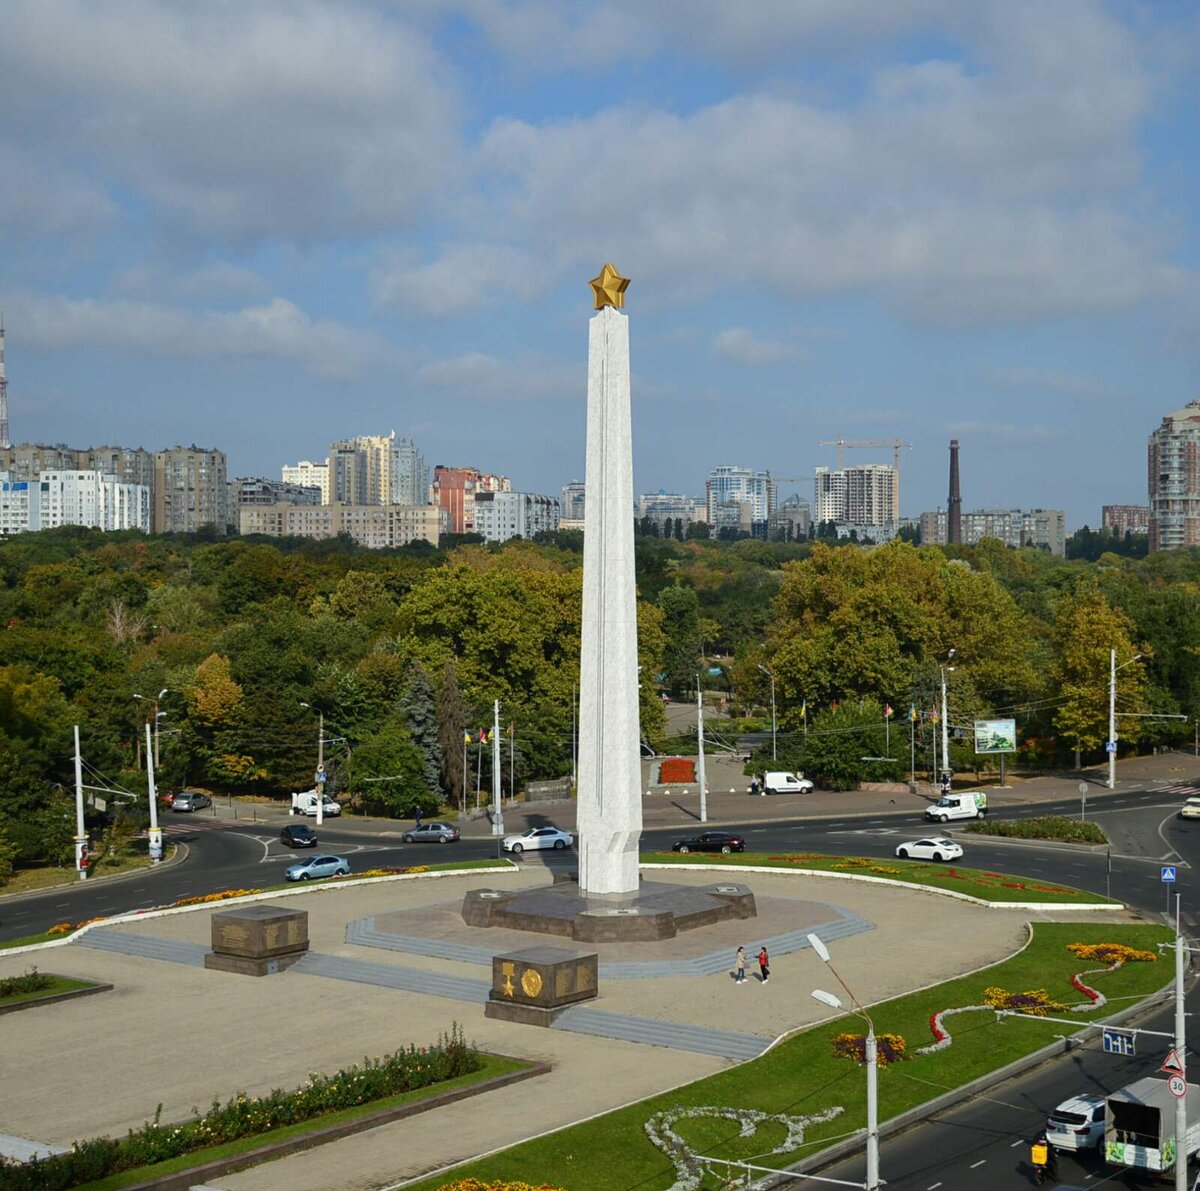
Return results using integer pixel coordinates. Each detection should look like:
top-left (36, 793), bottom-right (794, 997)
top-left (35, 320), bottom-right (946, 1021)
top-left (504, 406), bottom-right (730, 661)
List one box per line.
top-left (1046, 1094), bottom-right (1105, 1151)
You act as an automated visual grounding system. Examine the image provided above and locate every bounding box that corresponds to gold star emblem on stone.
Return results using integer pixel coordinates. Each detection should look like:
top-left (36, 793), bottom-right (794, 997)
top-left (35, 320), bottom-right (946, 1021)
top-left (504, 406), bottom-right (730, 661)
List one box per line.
top-left (589, 262), bottom-right (630, 310)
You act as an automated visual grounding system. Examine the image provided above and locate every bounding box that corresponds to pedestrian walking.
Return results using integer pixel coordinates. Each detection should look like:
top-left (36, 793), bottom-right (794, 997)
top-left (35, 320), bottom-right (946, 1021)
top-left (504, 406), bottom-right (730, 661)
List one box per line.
top-left (734, 946), bottom-right (746, 984)
top-left (758, 945), bottom-right (770, 984)
top-left (749, 776), bottom-right (760, 797)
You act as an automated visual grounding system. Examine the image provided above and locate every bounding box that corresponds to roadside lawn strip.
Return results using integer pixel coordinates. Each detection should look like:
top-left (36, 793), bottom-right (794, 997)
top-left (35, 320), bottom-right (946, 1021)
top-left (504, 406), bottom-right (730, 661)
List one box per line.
top-left (76, 1056), bottom-right (528, 1191)
top-left (404, 922), bottom-right (1171, 1191)
top-left (646, 849), bottom-right (1115, 904)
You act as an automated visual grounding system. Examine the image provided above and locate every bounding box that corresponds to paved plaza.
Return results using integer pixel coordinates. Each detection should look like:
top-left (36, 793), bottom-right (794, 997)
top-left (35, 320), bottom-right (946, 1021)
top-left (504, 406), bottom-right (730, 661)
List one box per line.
top-left (0, 863), bottom-right (1129, 1190)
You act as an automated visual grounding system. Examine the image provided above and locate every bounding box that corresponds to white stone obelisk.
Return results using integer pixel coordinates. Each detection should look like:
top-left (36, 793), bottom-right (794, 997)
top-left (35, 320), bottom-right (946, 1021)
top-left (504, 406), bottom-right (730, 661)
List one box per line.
top-left (577, 265), bottom-right (642, 898)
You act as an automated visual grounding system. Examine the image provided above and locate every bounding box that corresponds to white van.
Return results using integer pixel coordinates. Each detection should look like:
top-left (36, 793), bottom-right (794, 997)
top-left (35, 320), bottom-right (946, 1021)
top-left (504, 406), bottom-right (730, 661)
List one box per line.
top-left (924, 791), bottom-right (987, 822)
top-left (762, 771), bottom-right (814, 795)
top-left (290, 789), bottom-right (342, 817)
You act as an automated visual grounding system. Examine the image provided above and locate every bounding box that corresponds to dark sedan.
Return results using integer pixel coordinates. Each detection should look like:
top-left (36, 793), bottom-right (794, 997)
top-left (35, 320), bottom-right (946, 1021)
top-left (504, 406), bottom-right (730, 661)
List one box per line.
top-left (280, 824), bottom-right (318, 848)
top-left (671, 831), bottom-right (746, 855)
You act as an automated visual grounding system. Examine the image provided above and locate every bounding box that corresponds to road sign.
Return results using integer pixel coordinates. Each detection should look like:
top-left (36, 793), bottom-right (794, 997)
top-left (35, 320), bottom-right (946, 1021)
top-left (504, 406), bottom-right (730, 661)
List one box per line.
top-left (1102, 1027), bottom-right (1136, 1056)
top-left (1161, 1048), bottom-right (1186, 1077)
top-left (1106, 740), bottom-right (1117, 753)
top-left (1169, 1074), bottom-right (1188, 1099)
top-left (1078, 782), bottom-right (1090, 795)
top-left (1162, 865), bottom-right (1178, 884)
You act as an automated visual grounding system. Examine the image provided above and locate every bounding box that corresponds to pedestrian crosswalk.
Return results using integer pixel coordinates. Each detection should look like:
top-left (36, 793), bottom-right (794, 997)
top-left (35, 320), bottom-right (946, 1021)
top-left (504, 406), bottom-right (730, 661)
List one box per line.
top-left (1155, 783), bottom-right (1200, 796)
top-left (142, 817), bottom-right (229, 837)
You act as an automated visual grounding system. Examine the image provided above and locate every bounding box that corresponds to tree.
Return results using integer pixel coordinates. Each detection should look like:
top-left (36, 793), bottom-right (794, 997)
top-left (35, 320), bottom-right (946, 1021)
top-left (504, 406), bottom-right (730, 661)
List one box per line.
top-left (657, 584), bottom-right (702, 696)
top-left (352, 719), bottom-right (432, 817)
top-left (399, 664), bottom-right (442, 797)
top-left (686, 520), bottom-right (711, 540)
top-left (788, 700), bottom-right (905, 790)
top-left (437, 662), bottom-right (467, 807)
top-left (188, 654), bottom-right (243, 726)
top-left (1052, 583), bottom-right (1146, 764)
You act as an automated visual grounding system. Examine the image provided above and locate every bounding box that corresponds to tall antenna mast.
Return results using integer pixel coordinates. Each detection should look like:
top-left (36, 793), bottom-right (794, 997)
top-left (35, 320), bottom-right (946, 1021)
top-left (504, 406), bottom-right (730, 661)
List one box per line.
top-left (0, 314), bottom-right (10, 449)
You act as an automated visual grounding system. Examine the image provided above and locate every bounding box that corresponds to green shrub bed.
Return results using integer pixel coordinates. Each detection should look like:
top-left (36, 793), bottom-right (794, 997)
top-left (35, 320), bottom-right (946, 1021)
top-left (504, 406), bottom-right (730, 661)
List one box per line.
top-left (0, 1026), bottom-right (481, 1190)
top-left (0, 968), bottom-right (52, 998)
top-left (964, 815), bottom-right (1107, 844)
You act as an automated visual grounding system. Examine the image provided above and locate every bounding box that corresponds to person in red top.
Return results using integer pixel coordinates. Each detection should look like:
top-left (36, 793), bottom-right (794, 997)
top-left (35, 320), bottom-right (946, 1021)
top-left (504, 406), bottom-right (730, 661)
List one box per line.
top-left (758, 946), bottom-right (770, 984)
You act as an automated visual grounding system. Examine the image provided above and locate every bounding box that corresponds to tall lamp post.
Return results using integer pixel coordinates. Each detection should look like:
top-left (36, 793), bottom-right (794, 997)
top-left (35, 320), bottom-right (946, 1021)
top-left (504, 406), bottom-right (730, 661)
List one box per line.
top-left (940, 650), bottom-right (956, 786)
top-left (299, 702), bottom-right (326, 826)
top-left (133, 688), bottom-right (169, 769)
top-left (808, 932), bottom-right (880, 1190)
top-left (757, 664), bottom-right (777, 762)
top-left (1108, 650), bottom-right (1143, 791)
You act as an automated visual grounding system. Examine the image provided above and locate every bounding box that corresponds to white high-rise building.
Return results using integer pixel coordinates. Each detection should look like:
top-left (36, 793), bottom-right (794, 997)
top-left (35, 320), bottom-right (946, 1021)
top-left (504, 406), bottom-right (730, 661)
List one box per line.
top-left (814, 464), bottom-right (898, 537)
top-left (705, 466), bottom-right (775, 531)
top-left (473, 491), bottom-right (560, 542)
top-left (282, 460), bottom-right (330, 504)
top-left (391, 437), bottom-right (429, 506)
top-left (40, 470), bottom-right (151, 532)
top-left (1149, 401), bottom-right (1200, 550)
top-left (0, 474), bottom-right (40, 535)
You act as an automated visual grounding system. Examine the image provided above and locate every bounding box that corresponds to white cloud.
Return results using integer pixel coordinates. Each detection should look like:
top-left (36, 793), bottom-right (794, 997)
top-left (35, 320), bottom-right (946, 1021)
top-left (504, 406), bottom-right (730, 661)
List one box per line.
top-left (415, 350), bottom-right (579, 400)
top-left (713, 328), bottom-right (796, 365)
top-left (945, 421), bottom-right (1059, 442)
top-left (371, 244), bottom-right (545, 316)
top-left (112, 263), bottom-right (271, 304)
top-left (9, 292), bottom-right (391, 380)
top-left (0, 1), bottom-right (461, 244)
top-left (986, 366), bottom-right (1112, 399)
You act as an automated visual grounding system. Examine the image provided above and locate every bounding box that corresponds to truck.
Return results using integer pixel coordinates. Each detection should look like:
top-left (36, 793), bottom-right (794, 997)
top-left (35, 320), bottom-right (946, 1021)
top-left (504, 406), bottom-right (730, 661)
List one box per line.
top-left (290, 789), bottom-right (341, 818)
top-left (1104, 1076), bottom-right (1200, 1178)
top-left (923, 791), bottom-right (987, 822)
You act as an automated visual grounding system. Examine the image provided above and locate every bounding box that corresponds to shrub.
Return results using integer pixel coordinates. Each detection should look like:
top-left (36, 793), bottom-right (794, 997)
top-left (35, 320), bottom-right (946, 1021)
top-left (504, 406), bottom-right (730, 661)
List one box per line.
top-left (0, 968), bottom-right (52, 998)
top-left (963, 815), bottom-right (1106, 844)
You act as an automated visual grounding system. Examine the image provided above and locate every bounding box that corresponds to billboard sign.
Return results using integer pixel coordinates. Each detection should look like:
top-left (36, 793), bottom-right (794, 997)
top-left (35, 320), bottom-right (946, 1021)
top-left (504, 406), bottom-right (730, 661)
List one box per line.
top-left (974, 718), bottom-right (1016, 754)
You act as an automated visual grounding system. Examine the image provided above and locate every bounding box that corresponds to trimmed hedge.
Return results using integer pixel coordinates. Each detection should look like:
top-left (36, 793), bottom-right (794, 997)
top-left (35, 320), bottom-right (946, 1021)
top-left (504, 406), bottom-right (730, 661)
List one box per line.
top-left (0, 969), bottom-right (52, 998)
top-left (0, 1026), bottom-right (480, 1190)
top-left (963, 815), bottom-right (1107, 844)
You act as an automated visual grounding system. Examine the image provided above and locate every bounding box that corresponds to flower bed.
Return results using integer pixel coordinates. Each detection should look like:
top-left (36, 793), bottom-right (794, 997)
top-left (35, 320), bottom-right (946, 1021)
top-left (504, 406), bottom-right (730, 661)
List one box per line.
top-left (964, 815), bottom-right (1107, 844)
top-left (0, 1027), bottom-right (482, 1190)
top-left (832, 1032), bottom-right (908, 1066)
top-left (659, 758), bottom-right (696, 784)
top-left (0, 969), bottom-right (51, 998)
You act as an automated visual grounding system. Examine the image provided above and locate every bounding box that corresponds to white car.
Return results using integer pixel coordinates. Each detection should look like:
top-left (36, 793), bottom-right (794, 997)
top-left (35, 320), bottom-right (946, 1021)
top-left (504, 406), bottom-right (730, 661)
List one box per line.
top-left (502, 826), bottom-right (574, 854)
top-left (1046, 1094), bottom-right (1105, 1151)
top-left (1179, 797), bottom-right (1200, 820)
top-left (894, 837), bottom-right (964, 862)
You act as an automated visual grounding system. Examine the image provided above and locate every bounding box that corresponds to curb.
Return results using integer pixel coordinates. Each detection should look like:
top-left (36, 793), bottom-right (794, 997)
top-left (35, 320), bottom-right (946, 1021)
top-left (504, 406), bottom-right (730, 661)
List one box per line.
top-left (111, 1057), bottom-right (551, 1191)
top-left (784, 976), bottom-right (1180, 1188)
top-left (0, 865), bottom-right (519, 958)
top-left (639, 863), bottom-right (1121, 911)
top-left (0, 840), bottom-right (188, 908)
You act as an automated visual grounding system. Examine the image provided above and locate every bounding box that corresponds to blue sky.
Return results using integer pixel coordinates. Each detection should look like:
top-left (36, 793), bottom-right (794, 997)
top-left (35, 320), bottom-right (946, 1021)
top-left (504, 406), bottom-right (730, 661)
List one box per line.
top-left (2, 1), bottom-right (1198, 527)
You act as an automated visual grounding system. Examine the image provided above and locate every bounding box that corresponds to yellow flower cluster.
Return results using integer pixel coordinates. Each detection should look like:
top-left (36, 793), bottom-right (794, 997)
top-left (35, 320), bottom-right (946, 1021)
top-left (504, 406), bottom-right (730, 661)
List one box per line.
top-left (360, 866), bottom-right (430, 877)
top-left (831, 1031), bottom-right (909, 1066)
top-left (982, 986), bottom-right (1067, 1014)
top-left (172, 889), bottom-right (263, 907)
top-left (436, 1181), bottom-right (567, 1191)
top-left (47, 922), bottom-right (75, 936)
top-left (1067, 942), bottom-right (1156, 964)
top-left (831, 857), bottom-right (903, 876)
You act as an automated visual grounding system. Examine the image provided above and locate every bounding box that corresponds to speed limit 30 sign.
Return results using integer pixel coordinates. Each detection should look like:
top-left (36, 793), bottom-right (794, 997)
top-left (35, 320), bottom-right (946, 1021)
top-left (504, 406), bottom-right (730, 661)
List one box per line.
top-left (1168, 1074), bottom-right (1188, 1099)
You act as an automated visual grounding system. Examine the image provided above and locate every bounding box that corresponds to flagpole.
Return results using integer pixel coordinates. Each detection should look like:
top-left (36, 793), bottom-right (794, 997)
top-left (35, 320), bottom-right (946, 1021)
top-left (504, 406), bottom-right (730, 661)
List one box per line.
top-left (885, 707), bottom-right (890, 755)
top-left (910, 712), bottom-right (915, 784)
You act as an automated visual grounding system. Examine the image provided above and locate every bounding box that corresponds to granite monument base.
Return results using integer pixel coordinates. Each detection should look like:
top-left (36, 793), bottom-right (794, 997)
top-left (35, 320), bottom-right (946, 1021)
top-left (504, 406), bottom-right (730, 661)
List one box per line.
top-left (463, 878), bottom-right (756, 941)
top-left (484, 945), bottom-right (598, 1027)
top-left (203, 903), bottom-right (309, 977)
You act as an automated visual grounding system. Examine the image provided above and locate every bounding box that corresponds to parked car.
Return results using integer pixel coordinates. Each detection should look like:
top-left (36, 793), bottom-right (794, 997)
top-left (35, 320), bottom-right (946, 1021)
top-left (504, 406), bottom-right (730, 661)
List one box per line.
top-left (171, 791), bottom-right (212, 813)
top-left (894, 837), bottom-right (963, 862)
top-left (501, 826), bottom-right (574, 853)
top-left (280, 824), bottom-right (318, 848)
top-left (284, 854), bottom-right (350, 881)
top-left (762, 771), bottom-right (814, 795)
top-left (1179, 797), bottom-right (1200, 820)
top-left (402, 822), bottom-right (461, 844)
top-left (672, 831), bottom-right (746, 855)
top-left (1046, 1094), bottom-right (1106, 1152)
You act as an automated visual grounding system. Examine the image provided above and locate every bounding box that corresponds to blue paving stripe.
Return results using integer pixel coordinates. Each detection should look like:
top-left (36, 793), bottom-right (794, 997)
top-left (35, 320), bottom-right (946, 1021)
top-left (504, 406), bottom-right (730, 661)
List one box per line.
top-left (552, 1007), bottom-right (770, 1060)
top-left (292, 953), bottom-right (492, 1003)
top-left (73, 928), bottom-right (208, 966)
top-left (349, 905), bottom-right (872, 980)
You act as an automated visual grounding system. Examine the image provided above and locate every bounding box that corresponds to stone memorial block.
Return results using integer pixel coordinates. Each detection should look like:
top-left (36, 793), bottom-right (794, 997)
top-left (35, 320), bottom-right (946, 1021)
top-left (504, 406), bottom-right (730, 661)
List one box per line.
top-left (204, 904), bottom-right (309, 977)
top-left (485, 945), bottom-right (598, 1027)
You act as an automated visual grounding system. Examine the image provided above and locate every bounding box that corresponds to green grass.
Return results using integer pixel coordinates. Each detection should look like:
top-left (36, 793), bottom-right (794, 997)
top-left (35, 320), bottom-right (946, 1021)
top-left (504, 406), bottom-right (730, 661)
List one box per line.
top-left (964, 815), bottom-right (1108, 844)
top-left (404, 922), bottom-right (1171, 1191)
top-left (645, 850), bottom-right (1115, 903)
top-left (76, 1055), bottom-right (528, 1190)
top-left (0, 930), bottom-right (62, 951)
top-left (0, 974), bottom-right (92, 1008)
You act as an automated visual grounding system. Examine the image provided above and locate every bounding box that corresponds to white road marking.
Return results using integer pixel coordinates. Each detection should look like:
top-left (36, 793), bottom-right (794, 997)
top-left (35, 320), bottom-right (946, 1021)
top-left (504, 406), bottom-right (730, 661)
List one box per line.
top-left (1157, 810), bottom-right (1188, 867)
top-left (969, 1159), bottom-right (986, 1168)
top-left (926, 1183), bottom-right (942, 1189)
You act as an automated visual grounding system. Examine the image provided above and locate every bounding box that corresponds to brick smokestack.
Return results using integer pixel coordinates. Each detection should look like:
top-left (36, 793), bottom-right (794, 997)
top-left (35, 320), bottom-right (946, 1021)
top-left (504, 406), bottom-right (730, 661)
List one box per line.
top-left (947, 438), bottom-right (962, 545)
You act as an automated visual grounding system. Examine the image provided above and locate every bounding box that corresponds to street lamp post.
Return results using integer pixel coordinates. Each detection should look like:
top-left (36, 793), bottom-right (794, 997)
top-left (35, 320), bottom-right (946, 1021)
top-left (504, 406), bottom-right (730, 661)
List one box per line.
top-left (299, 702), bottom-right (326, 826)
top-left (808, 932), bottom-right (880, 1190)
top-left (1108, 650), bottom-right (1143, 791)
top-left (940, 650), bottom-right (956, 786)
top-left (145, 721), bottom-right (163, 864)
top-left (134, 688), bottom-right (169, 771)
top-left (757, 664), bottom-right (776, 762)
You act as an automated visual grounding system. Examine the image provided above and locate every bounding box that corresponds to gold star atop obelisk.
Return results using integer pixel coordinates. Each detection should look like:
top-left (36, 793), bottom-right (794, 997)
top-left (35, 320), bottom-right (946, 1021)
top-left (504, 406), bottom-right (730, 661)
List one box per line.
top-left (589, 262), bottom-right (630, 310)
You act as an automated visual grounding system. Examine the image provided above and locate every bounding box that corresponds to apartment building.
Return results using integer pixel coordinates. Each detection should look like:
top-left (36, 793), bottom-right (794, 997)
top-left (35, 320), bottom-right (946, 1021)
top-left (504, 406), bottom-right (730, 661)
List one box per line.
top-left (705, 465), bottom-right (776, 533)
top-left (282, 460), bottom-right (330, 504)
top-left (814, 464), bottom-right (898, 538)
top-left (1102, 505), bottom-right (1150, 535)
top-left (473, 490), bottom-right (559, 543)
top-left (153, 447), bottom-right (228, 534)
top-left (431, 465), bottom-right (512, 533)
top-left (240, 501), bottom-right (445, 548)
top-left (1148, 401), bottom-right (1200, 550)
top-left (920, 507), bottom-right (1066, 556)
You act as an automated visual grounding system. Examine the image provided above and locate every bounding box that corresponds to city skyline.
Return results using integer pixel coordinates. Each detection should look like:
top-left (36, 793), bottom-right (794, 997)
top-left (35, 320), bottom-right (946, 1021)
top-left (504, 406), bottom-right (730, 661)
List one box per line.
top-left (1, 3), bottom-right (1197, 526)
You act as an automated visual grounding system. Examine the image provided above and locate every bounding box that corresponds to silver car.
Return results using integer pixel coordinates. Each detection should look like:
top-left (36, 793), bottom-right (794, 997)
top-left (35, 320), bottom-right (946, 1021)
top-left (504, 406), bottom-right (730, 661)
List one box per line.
top-left (171, 791), bottom-right (212, 813)
top-left (402, 822), bottom-right (461, 844)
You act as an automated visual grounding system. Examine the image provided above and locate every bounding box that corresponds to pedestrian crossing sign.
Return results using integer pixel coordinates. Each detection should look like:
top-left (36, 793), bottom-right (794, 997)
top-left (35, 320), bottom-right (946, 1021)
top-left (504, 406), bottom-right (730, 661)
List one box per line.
top-left (1162, 865), bottom-right (1177, 883)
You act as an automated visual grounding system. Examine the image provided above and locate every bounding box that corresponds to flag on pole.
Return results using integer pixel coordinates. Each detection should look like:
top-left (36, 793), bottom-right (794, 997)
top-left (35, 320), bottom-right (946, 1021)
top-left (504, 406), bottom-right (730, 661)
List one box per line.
top-left (800, 699), bottom-right (807, 719)
top-left (832, 700), bottom-right (839, 712)
top-left (463, 731), bottom-right (472, 744)
top-left (909, 705), bottom-right (917, 722)
top-left (929, 707), bottom-right (940, 724)
top-left (884, 704), bottom-right (894, 719)
top-left (478, 728), bottom-right (489, 744)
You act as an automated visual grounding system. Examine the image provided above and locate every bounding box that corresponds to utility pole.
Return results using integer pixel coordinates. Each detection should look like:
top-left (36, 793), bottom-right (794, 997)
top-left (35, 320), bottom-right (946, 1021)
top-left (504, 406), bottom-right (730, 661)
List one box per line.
top-left (697, 681), bottom-right (708, 824)
top-left (145, 721), bottom-right (163, 864)
top-left (316, 710), bottom-right (325, 826)
top-left (73, 725), bottom-right (88, 880)
top-left (491, 699), bottom-right (504, 836)
top-left (1109, 648), bottom-right (1118, 791)
top-left (1173, 903), bottom-right (1187, 1191)
top-left (940, 650), bottom-right (956, 784)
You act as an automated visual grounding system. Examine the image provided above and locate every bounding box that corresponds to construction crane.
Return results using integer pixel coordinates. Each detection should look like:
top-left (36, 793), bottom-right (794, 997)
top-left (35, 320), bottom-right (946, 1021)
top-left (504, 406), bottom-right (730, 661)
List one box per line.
top-left (818, 438), bottom-right (913, 472)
